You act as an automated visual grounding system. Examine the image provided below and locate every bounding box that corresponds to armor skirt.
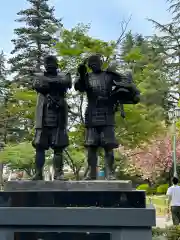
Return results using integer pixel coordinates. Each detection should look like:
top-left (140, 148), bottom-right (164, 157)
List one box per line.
top-left (32, 127), bottom-right (69, 150)
top-left (85, 126), bottom-right (118, 149)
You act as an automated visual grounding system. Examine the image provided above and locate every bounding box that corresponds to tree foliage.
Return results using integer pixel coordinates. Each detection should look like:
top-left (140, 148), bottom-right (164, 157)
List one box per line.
top-left (0, 142), bottom-right (35, 176)
top-left (115, 34), bottom-right (168, 147)
top-left (147, 0), bottom-right (180, 105)
top-left (9, 0), bottom-right (62, 84)
top-left (0, 52), bottom-right (16, 144)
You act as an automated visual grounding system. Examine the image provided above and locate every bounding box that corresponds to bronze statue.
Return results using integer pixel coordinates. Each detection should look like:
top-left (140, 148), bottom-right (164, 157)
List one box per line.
top-left (32, 55), bottom-right (72, 180)
top-left (75, 55), bottom-right (140, 180)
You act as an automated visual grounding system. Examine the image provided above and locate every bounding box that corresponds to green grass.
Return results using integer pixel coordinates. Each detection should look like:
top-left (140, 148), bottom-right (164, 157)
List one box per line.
top-left (147, 195), bottom-right (168, 216)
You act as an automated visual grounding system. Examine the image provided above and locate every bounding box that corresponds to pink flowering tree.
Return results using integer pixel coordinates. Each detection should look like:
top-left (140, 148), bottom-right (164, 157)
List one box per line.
top-left (126, 136), bottom-right (180, 182)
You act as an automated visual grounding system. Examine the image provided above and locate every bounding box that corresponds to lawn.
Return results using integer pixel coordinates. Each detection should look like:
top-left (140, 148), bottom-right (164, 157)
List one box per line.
top-left (146, 195), bottom-right (168, 216)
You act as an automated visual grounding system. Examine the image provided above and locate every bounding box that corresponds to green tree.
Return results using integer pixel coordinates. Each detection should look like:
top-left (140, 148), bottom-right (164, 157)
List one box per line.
top-left (147, 1), bottom-right (180, 105)
top-left (121, 33), bottom-right (171, 114)
top-left (64, 145), bottom-right (85, 180)
top-left (9, 0), bottom-right (62, 85)
top-left (114, 150), bottom-right (141, 181)
top-left (0, 52), bottom-right (22, 144)
top-left (0, 51), bottom-right (7, 84)
top-left (0, 51), bottom-right (9, 185)
top-left (167, 0), bottom-right (180, 22)
top-left (0, 142), bottom-right (53, 177)
top-left (6, 85), bottom-right (37, 141)
top-left (116, 37), bottom-right (168, 147)
top-left (0, 142), bottom-right (35, 177)
top-left (0, 51), bottom-right (9, 143)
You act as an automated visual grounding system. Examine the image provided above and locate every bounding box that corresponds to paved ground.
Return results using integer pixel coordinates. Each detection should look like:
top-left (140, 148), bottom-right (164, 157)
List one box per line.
top-left (156, 217), bottom-right (172, 228)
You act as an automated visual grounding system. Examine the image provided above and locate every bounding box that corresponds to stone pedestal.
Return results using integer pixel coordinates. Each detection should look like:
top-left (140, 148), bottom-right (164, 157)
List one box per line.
top-left (4, 180), bottom-right (132, 191)
top-left (0, 180), bottom-right (155, 240)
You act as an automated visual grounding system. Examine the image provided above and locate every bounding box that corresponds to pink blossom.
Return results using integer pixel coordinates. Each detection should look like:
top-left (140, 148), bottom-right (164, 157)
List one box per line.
top-left (126, 136), bottom-right (180, 180)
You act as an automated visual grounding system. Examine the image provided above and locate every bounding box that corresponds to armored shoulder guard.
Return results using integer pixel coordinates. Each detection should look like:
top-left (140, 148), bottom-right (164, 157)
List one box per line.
top-left (106, 69), bottom-right (128, 84)
top-left (32, 72), bottom-right (50, 94)
top-left (56, 72), bottom-right (72, 89)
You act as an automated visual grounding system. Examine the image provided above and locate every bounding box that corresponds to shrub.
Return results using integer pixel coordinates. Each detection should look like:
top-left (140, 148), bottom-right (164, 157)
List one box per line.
top-left (156, 184), bottom-right (169, 195)
top-left (136, 184), bottom-right (150, 193)
top-left (152, 227), bottom-right (165, 238)
top-left (153, 226), bottom-right (180, 240)
top-left (166, 226), bottom-right (180, 239)
top-left (148, 186), bottom-right (157, 195)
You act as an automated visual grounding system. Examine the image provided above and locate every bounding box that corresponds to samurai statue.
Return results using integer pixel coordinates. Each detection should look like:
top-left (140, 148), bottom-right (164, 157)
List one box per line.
top-left (75, 55), bottom-right (140, 180)
top-left (32, 55), bottom-right (72, 180)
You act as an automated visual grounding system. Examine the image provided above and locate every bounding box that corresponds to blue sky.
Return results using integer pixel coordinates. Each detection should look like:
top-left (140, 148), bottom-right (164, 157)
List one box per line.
top-left (0, 0), bottom-right (171, 57)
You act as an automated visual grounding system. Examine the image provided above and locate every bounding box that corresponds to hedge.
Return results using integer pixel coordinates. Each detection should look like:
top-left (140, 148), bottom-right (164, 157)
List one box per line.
top-left (156, 184), bottom-right (169, 195)
top-left (136, 184), bottom-right (150, 192)
top-left (153, 226), bottom-right (180, 239)
top-left (137, 184), bottom-right (168, 195)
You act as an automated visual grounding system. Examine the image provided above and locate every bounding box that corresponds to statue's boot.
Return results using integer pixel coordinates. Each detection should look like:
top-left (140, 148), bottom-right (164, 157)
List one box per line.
top-left (32, 169), bottom-right (43, 180)
top-left (105, 168), bottom-right (116, 180)
top-left (84, 147), bottom-right (97, 180)
top-left (84, 166), bottom-right (97, 180)
top-left (53, 151), bottom-right (64, 180)
top-left (54, 170), bottom-right (64, 180)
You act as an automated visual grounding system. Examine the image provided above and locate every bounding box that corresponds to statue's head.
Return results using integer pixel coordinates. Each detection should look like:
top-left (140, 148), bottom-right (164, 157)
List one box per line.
top-left (88, 54), bottom-right (102, 73)
top-left (44, 55), bottom-right (58, 73)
